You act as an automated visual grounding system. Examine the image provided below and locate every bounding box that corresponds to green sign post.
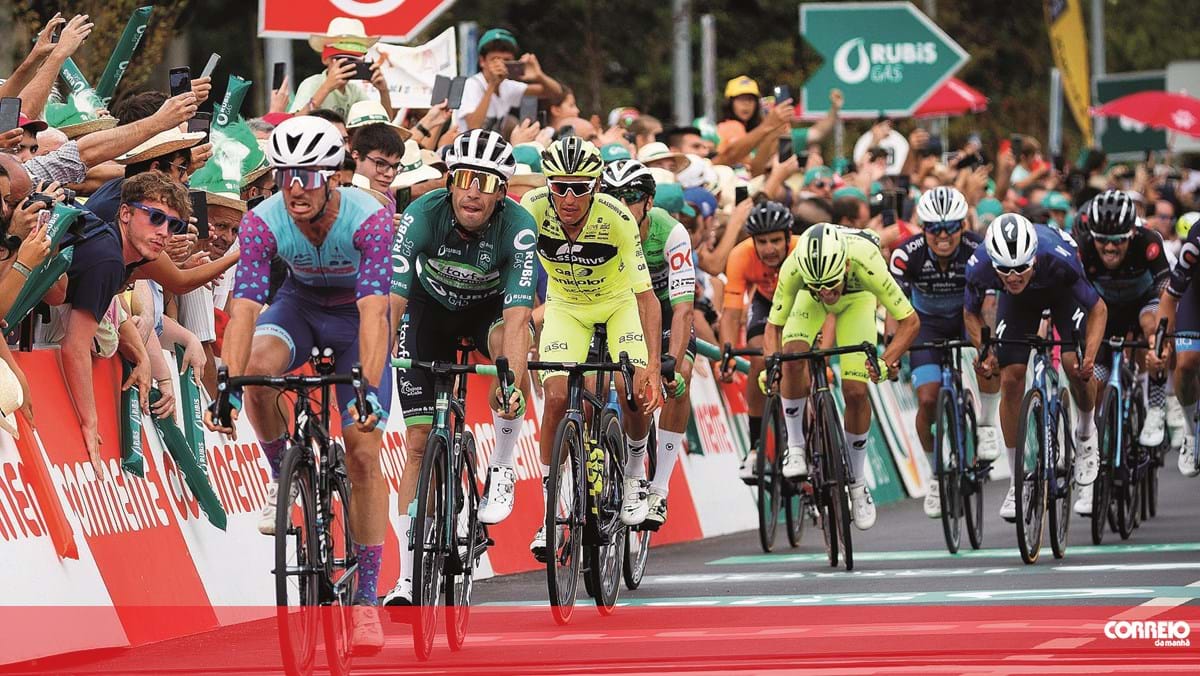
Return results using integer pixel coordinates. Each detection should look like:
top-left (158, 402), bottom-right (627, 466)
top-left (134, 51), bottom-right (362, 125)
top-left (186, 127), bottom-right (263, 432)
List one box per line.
top-left (1095, 72), bottom-right (1168, 156)
top-left (800, 2), bottom-right (968, 118)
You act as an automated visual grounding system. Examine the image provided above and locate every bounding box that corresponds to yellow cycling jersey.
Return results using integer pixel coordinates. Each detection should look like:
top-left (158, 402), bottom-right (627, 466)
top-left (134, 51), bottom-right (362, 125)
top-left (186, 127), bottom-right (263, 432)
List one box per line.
top-left (520, 188), bottom-right (653, 304)
top-left (769, 226), bottom-right (915, 326)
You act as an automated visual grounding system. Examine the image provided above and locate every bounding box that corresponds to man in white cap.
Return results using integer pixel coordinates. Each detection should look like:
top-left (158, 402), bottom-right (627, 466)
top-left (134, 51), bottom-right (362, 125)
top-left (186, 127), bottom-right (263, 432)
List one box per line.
top-left (291, 18), bottom-right (396, 120)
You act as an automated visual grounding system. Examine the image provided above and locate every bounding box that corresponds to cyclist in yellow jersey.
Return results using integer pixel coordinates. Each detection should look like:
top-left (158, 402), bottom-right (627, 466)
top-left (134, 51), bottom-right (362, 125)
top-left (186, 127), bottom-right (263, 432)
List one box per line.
top-left (520, 137), bottom-right (663, 556)
top-left (763, 223), bottom-right (920, 530)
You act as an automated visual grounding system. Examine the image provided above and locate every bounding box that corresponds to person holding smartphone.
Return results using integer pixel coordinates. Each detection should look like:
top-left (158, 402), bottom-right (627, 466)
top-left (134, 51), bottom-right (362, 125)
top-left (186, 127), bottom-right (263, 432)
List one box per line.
top-left (290, 18), bottom-right (396, 121)
top-left (455, 28), bottom-right (563, 133)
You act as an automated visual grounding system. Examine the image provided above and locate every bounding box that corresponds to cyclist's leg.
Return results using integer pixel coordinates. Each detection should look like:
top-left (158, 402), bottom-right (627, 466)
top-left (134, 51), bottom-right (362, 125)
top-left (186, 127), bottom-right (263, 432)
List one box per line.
top-left (910, 314), bottom-right (957, 457)
top-left (1049, 294), bottom-right (1098, 484)
top-left (537, 300), bottom-right (594, 507)
top-left (994, 292), bottom-right (1042, 510)
top-left (480, 301), bottom-right (535, 523)
top-left (600, 298), bottom-right (654, 523)
top-left (1137, 297), bottom-right (1168, 445)
top-left (1172, 284), bottom-right (1200, 475)
top-left (248, 288), bottom-right (315, 478)
top-left (744, 292), bottom-right (772, 449)
top-left (826, 293), bottom-right (877, 480)
top-left (779, 291), bottom-right (827, 457)
top-left (650, 330), bottom-right (696, 504)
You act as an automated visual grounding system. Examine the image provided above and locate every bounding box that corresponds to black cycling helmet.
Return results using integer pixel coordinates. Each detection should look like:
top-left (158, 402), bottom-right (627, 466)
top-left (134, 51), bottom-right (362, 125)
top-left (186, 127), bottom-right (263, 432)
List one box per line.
top-left (1087, 190), bottom-right (1137, 236)
top-left (744, 200), bottom-right (793, 236)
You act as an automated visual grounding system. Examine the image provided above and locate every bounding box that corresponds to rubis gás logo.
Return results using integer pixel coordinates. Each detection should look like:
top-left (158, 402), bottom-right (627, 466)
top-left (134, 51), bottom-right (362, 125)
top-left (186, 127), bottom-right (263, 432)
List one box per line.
top-left (834, 38), bottom-right (940, 85)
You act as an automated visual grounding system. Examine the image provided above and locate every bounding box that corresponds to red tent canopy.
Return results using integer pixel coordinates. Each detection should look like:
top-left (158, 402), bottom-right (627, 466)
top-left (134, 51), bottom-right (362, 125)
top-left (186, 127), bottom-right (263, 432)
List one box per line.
top-left (913, 77), bottom-right (988, 118)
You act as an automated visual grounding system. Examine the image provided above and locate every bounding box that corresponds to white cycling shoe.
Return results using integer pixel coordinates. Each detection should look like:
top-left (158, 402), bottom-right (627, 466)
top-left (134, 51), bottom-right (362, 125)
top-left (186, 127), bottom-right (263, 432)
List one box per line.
top-left (849, 482), bottom-right (876, 530)
top-left (1139, 406), bottom-right (1167, 448)
top-left (1166, 396), bottom-right (1187, 449)
top-left (923, 480), bottom-right (941, 519)
top-left (739, 451), bottom-right (758, 483)
top-left (999, 484), bottom-right (1017, 522)
top-left (1180, 436), bottom-right (1200, 478)
top-left (1074, 435), bottom-right (1099, 485)
top-left (782, 446), bottom-right (808, 478)
top-left (478, 466), bottom-right (517, 525)
top-left (1074, 483), bottom-right (1093, 516)
top-left (530, 525), bottom-right (548, 561)
top-left (620, 478), bottom-right (650, 525)
top-left (976, 425), bottom-right (1001, 461)
top-left (383, 576), bottom-right (412, 607)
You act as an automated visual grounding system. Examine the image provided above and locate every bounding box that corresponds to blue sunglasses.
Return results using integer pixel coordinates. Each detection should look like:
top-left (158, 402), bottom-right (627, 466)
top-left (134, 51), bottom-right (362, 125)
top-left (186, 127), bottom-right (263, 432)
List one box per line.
top-left (924, 219), bottom-right (964, 236)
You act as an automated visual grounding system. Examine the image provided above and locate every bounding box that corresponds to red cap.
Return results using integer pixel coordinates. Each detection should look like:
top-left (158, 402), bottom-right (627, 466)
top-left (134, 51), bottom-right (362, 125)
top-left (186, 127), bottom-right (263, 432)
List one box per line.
top-left (17, 114), bottom-right (48, 133)
top-left (261, 112), bottom-right (294, 127)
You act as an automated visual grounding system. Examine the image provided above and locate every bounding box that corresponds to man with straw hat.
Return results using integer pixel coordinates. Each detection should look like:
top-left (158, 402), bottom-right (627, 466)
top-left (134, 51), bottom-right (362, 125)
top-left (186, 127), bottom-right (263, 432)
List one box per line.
top-left (291, 17), bottom-right (396, 120)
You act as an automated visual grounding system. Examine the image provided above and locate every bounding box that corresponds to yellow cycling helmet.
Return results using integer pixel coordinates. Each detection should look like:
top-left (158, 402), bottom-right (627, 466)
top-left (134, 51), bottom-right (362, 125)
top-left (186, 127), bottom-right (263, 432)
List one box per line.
top-left (541, 136), bottom-right (604, 179)
top-left (796, 223), bottom-right (848, 287)
top-left (1177, 212), bottom-right (1200, 240)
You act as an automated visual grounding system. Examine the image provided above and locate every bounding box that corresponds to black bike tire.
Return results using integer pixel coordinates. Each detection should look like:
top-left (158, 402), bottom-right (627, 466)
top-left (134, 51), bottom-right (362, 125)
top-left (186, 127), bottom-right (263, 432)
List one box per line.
top-left (962, 391), bottom-right (985, 550)
top-left (935, 388), bottom-right (962, 554)
top-left (275, 446), bottom-right (319, 676)
top-left (411, 434), bottom-right (447, 661)
top-left (623, 421), bottom-right (655, 590)
top-left (811, 394), bottom-right (838, 568)
top-left (756, 395), bottom-right (783, 552)
top-left (820, 394), bottom-right (854, 572)
top-left (1048, 391), bottom-right (1074, 560)
top-left (1092, 387), bottom-right (1118, 546)
top-left (589, 411), bottom-right (626, 615)
top-left (546, 417), bottom-right (584, 626)
top-left (322, 462), bottom-right (356, 676)
top-left (1015, 389), bottom-right (1046, 565)
top-left (445, 431), bottom-right (480, 651)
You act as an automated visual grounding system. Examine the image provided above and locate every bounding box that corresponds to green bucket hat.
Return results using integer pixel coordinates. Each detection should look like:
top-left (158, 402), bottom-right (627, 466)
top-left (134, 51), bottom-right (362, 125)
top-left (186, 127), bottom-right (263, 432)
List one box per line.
top-left (976, 197), bottom-right (1004, 219)
top-left (1042, 191), bottom-right (1071, 212)
top-left (654, 183), bottom-right (695, 217)
top-left (600, 143), bottom-right (632, 163)
top-left (512, 144), bottom-right (542, 173)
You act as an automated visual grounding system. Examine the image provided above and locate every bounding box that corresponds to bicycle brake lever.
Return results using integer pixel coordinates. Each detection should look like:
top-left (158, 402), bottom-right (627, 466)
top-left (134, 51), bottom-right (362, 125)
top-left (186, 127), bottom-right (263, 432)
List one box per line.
top-left (1155, 317), bottom-right (1169, 359)
top-left (351, 364), bottom-right (369, 424)
top-left (619, 351), bottom-right (638, 412)
top-left (979, 326), bottom-right (992, 361)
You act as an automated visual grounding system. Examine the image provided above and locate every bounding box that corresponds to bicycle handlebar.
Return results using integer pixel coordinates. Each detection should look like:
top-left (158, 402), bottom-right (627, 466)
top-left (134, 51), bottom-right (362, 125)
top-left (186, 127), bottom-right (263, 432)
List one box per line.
top-left (527, 351), bottom-right (639, 412)
top-left (215, 360), bottom-right (369, 424)
top-left (390, 357), bottom-right (500, 378)
top-left (979, 329), bottom-right (1084, 365)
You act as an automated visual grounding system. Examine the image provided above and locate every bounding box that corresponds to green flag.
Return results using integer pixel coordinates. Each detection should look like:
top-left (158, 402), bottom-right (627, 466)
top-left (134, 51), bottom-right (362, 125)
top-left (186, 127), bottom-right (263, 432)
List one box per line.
top-left (94, 6), bottom-right (154, 104)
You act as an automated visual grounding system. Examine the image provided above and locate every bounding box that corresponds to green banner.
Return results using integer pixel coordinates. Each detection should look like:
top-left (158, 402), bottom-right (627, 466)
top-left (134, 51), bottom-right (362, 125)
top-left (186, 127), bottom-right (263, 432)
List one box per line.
top-left (213, 75), bottom-right (251, 129)
top-left (149, 389), bottom-right (227, 530)
top-left (94, 6), bottom-right (154, 104)
top-left (120, 361), bottom-right (145, 477)
top-left (4, 245), bottom-right (74, 333)
top-left (175, 346), bottom-right (207, 476)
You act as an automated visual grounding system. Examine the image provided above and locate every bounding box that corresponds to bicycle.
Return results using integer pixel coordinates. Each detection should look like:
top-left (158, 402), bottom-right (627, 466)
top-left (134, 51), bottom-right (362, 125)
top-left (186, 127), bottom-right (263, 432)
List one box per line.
top-left (623, 418), bottom-right (657, 591)
top-left (215, 348), bottom-right (366, 675)
top-left (908, 339), bottom-right (992, 553)
top-left (979, 329), bottom-right (1079, 565)
top-left (390, 345), bottom-right (500, 660)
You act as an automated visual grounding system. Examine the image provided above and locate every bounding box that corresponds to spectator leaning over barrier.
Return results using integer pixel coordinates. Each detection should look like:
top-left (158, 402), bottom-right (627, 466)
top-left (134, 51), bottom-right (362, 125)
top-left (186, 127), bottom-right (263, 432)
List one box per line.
top-left (61, 171), bottom-right (190, 470)
top-left (290, 18), bottom-right (396, 121)
top-left (455, 28), bottom-right (563, 132)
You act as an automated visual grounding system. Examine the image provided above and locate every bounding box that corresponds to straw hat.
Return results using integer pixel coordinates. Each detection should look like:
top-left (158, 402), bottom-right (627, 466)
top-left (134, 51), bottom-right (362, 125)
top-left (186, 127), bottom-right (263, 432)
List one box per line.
top-left (346, 100), bottom-right (412, 140)
top-left (309, 17), bottom-right (379, 53)
top-left (117, 128), bottom-right (204, 165)
top-left (390, 140), bottom-right (442, 190)
top-left (60, 116), bottom-right (117, 139)
top-left (637, 142), bottom-right (688, 174)
top-left (509, 164), bottom-right (546, 188)
top-left (0, 360), bottom-right (23, 438)
top-left (206, 191), bottom-right (247, 213)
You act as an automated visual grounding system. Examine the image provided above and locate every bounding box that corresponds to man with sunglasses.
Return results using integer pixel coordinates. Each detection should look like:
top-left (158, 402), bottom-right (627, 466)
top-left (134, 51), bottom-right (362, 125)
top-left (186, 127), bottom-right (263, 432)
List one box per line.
top-left (384, 129), bottom-right (537, 606)
top-left (521, 137), bottom-right (662, 550)
top-left (890, 187), bottom-right (1001, 519)
top-left (600, 159), bottom-right (695, 529)
top-left (766, 223), bottom-right (919, 531)
top-left (205, 116), bottom-right (393, 651)
top-left (1070, 191), bottom-right (1171, 513)
top-left (966, 213), bottom-right (1108, 522)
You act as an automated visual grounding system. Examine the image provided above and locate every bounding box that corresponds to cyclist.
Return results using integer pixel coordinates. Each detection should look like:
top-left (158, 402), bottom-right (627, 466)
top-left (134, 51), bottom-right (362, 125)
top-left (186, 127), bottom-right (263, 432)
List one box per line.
top-left (600, 159), bottom-right (696, 529)
top-left (1148, 211), bottom-right (1200, 478)
top-left (718, 201), bottom-right (799, 482)
top-left (1073, 191), bottom-right (1171, 513)
top-left (765, 223), bottom-right (920, 530)
top-left (204, 116), bottom-right (392, 651)
top-left (384, 129), bottom-right (537, 606)
top-left (965, 213), bottom-right (1107, 522)
top-left (888, 187), bottom-right (1001, 518)
top-left (521, 137), bottom-right (662, 557)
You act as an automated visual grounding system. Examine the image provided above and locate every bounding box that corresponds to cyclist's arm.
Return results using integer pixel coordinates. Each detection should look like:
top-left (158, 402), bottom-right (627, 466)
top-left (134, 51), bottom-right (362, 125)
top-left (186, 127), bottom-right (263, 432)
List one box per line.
top-left (224, 209), bottom-right (277, 378)
top-left (882, 311), bottom-right (919, 370)
top-left (636, 288), bottom-right (662, 372)
top-left (719, 244), bottom-right (751, 345)
top-left (665, 224), bottom-right (696, 363)
top-left (389, 208), bottom-right (428, 336)
top-left (1082, 297), bottom-right (1107, 368)
top-left (355, 208), bottom-right (397, 388)
top-left (766, 252), bottom-right (802, 328)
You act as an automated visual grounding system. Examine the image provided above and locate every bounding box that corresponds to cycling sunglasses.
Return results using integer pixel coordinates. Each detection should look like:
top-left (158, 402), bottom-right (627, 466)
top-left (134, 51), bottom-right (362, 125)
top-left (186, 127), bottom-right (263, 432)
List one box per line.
top-left (807, 279), bottom-right (842, 293)
top-left (275, 168), bottom-right (334, 191)
top-left (1092, 230), bottom-right (1134, 244)
top-left (995, 262), bottom-right (1032, 277)
top-left (450, 168), bottom-right (504, 194)
top-left (547, 179), bottom-right (596, 198)
top-left (608, 188), bottom-right (650, 205)
top-left (130, 201), bottom-right (188, 234)
top-left (924, 219), bottom-right (964, 236)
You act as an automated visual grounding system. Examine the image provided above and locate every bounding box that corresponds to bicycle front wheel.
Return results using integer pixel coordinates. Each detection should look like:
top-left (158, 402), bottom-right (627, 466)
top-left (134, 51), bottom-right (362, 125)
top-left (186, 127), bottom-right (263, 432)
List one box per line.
top-left (1048, 390), bottom-right (1074, 559)
top-left (412, 434), bottom-right (447, 661)
top-left (275, 446), bottom-right (319, 675)
top-left (961, 391), bottom-right (984, 550)
top-left (757, 394), bottom-right (784, 552)
top-left (1015, 389), bottom-right (1047, 565)
top-left (935, 388), bottom-right (962, 554)
top-left (586, 410), bottom-right (626, 615)
top-left (445, 431), bottom-right (481, 651)
top-left (546, 417), bottom-right (584, 626)
top-left (1092, 386), bottom-right (1118, 546)
top-left (818, 393), bottom-right (853, 571)
top-left (323, 451), bottom-right (356, 675)
top-left (623, 420), bottom-right (655, 590)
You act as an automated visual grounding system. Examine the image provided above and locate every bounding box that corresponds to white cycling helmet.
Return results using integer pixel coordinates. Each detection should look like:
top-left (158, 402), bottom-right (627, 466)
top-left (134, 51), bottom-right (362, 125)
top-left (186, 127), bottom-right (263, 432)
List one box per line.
top-left (267, 116), bottom-right (345, 170)
top-left (917, 186), bottom-right (969, 224)
top-left (446, 129), bottom-right (516, 180)
top-left (985, 213), bottom-right (1038, 268)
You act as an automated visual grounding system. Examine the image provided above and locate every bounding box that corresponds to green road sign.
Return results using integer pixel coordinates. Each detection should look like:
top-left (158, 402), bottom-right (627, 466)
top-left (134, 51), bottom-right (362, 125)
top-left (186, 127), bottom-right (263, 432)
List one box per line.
top-left (1095, 72), bottom-right (1168, 156)
top-left (800, 2), bottom-right (968, 118)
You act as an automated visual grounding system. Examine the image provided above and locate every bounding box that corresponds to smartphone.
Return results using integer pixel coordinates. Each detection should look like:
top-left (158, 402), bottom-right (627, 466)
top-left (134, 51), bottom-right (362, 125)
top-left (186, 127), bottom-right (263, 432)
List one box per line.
top-left (518, 96), bottom-right (538, 124)
top-left (895, 174), bottom-right (911, 193)
top-left (505, 61), bottom-right (526, 80)
top-left (189, 191), bottom-right (209, 240)
top-left (538, 110), bottom-right (549, 128)
top-left (188, 112), bottom-right (212, 144)
top-left (0, 97), bottom-right (21, 134)
top-left (430, 75), bottom-right (451, 106)
top-left (1010, 134), bottom-right (1023, 157)
top-left (272, 62), bottom-right (287, 91)
top-left (881, 192), bottom-right (898, 227)
top-left (1053, 153), bottom-right (1065, 173)
top-left (735, 185), bottom-right (750, 204)
top-left (354, 60), bottom-right (373, 81)
top-left (778, 136), bottom-right (794, 163)
top-left (169, 67), bottom-right (192, 98)
top-left (446, 76), bottom-right (467, 110)
top-left (773, 85), bottom-right (792, 103)
top-left (200, 53), bottom-right (220, 79)
top-left (51, 24), bottom-right (62, 44)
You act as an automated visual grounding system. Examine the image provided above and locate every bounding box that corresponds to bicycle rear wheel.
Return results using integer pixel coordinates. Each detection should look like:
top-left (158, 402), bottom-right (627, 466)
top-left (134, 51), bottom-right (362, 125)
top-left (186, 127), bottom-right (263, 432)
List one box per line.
top-left (1048, 391), bottom-right (1074, 559)
top-left (961, 393), bottom-right (984, 550)
top-left (819, 393), bottom-right (853, 571)
top-left (546, 418), bottom-right (584, 626)
top-left (623, 421), bottom-right (656, 590)
top-left (810, 397), bottom-right (838, 568)
top-left (275, 446), bottom-right (319, 675)
top-left (1145, 445), bottom-right (1160, 518)
top-left (586, 411), bottom-right (626, 615)
top-left (322, 452), bottom-right (356, 675)
top-left (411, 435), bottom-right (447, 661)
top-left (1015, 389), bottom-right (1046, 565)
top-left (445, 431), bottom-right (480, 651)
top-left (935, 388), bottom-right (962, 554)
top-left (757, 395), bottom-right (784, 553)
top-left (1092, 387), bottom-right (1118, 546)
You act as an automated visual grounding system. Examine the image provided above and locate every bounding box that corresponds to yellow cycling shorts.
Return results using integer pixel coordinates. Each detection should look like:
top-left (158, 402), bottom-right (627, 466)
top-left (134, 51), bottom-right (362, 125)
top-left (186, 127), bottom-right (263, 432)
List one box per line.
top-left (539, 296), bottom-right (648, 381)
top-left (780, 290), bottom-right (876, 383)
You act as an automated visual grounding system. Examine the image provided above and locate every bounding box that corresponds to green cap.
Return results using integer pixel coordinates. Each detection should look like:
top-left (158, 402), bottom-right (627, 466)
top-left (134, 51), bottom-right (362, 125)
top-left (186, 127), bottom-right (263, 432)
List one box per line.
top-left (833, 186), bottom-right (868, 203)
top-left (804, 166), bottom-right (834, 186)
top-left (512, 144), bottom-right (542, 173)
top-left (600, 143), bottom-right (632, 163)
top-left (654, 183), bottom-right (696, 217)
top-left (976, 197), bottom-right (1004, 219)
top-left (478, 28), bottom-right (518, 53)
top-left (1042, 191), bottom-right (1071, 212)
top-left (831, 157), bottom-right (851, 175)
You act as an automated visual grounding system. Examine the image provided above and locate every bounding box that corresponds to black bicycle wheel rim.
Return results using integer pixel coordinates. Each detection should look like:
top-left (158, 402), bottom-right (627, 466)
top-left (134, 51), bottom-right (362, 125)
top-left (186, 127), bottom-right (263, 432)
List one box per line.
top-left (412, 435), bottom-right (447, 661)
top-left (1048, 391), bottom-right (1073, 559)
top-left (1015, 389), bottom-right (1046, 565)
top-left (811, 394), bottom-right (838, 568)
top-left (1093, 388), bottom-right (1118, 546)
top-left (1147, 446), bottom-right (1159, 517)
top-left (590, 411), bottom-right (626, 615)
top-left (623, 423), bottom-right (654, 590)
top-left (275, 446), bottom-right (319, 675)
top-left (961, 392), bottom-right (984, 550)
top-left (322, 467), bottom-right (356, 676)
top-left (820, 395), bottom-right (853, 571)
top-left (547, 417), bottom-right (583, 626)
top-left (756, 396), bottom-right (782, 552)
top-left (446, 431), bottom-right (480, 651)
top-left (935, 388), bottom-right (961, 554)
